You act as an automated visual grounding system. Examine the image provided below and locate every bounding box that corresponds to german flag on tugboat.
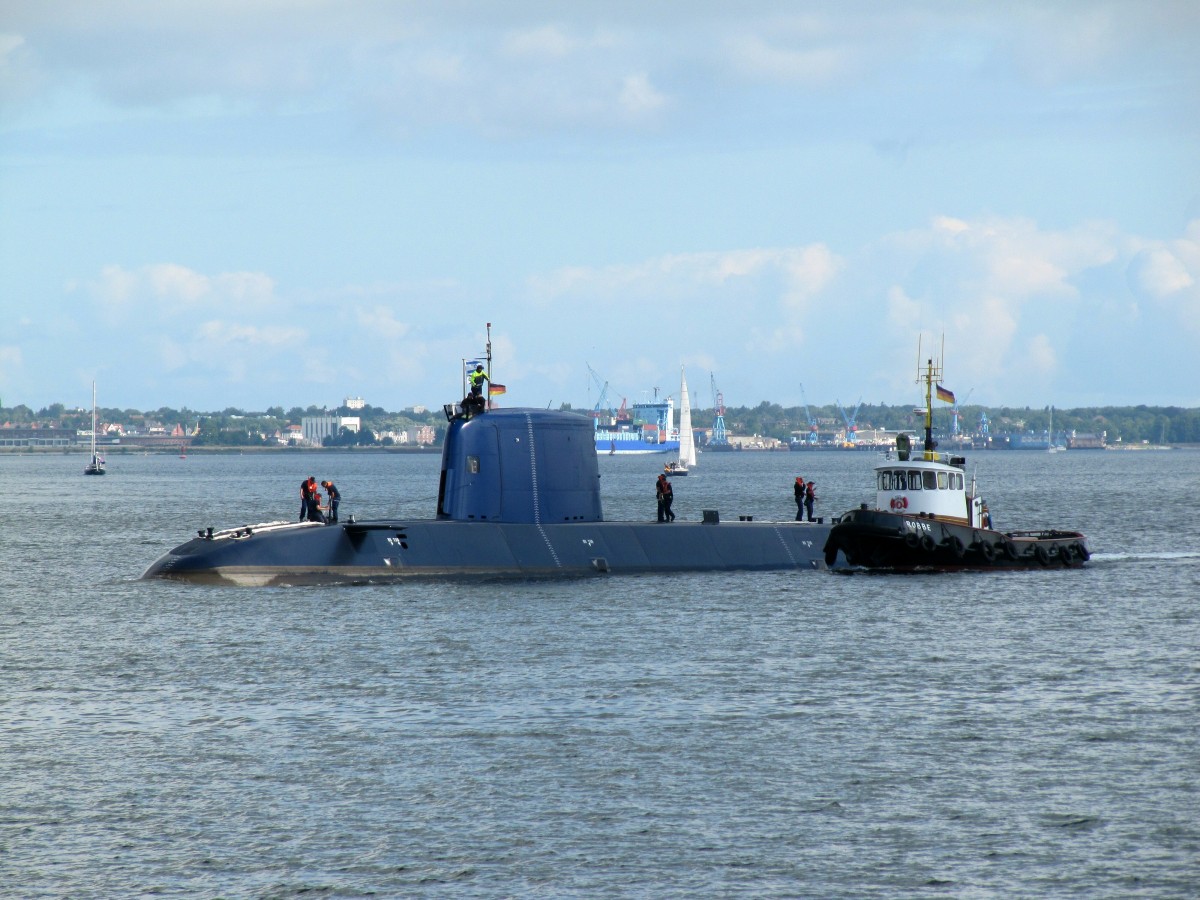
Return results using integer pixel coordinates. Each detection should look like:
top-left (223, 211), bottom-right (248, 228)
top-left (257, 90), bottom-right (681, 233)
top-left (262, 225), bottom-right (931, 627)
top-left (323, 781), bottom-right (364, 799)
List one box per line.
top-left (936, 384), bottom-right (954, 404)
top-left (489, 383), bottom-right (506, 396)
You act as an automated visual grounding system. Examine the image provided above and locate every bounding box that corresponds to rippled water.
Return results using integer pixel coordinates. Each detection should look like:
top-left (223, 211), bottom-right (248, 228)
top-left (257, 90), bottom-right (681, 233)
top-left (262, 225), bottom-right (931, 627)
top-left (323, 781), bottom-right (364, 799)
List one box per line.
top-left (2, 447), bottom-right (1197, 897)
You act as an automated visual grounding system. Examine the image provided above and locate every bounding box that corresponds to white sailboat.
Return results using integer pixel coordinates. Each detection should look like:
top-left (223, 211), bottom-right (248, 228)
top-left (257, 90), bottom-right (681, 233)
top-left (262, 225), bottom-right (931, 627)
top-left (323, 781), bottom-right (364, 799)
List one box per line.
top-left (84, 381), bottom-right (106, 475)
top-left (1048, 406), bottom-right (1065, 453)
top-left (665, 367), bottom-right (697, 476)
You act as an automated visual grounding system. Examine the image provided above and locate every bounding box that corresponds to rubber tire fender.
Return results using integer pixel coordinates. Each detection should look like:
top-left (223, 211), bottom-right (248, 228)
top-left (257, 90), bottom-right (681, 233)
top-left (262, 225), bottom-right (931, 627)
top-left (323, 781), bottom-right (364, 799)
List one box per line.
top-left (1035, 543), bottom-right (1051, 566)
top-left (905, 531), bottom-right (920, 549)
top-left (947, 535), bottom-right (965, 558)
top-left (1003, 540), bottom-right (1020, 561)
top-left (920, 534), bottom-right (936, 553)
top-left (979, 540), bottom-right (996, 562)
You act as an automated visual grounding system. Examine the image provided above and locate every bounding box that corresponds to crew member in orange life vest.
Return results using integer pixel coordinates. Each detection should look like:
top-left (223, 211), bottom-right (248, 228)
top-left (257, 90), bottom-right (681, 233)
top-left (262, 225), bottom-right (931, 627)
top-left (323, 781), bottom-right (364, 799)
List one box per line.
top-left (300, 475), bottom-right (322, 522)
top-left (300, 476), bottom-right (316, 522)
top-left (804, 480), bottom-right (817, 522)
top-left (656, 474), bottom-right (675, 522)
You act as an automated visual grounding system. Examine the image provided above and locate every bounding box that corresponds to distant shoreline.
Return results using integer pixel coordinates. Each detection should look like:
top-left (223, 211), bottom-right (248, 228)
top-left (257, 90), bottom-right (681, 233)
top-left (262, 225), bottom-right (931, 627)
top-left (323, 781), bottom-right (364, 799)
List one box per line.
top-left (0, 445), bottom-right (441, 455)
top-left (4, 443), bottom-right (1198, 456)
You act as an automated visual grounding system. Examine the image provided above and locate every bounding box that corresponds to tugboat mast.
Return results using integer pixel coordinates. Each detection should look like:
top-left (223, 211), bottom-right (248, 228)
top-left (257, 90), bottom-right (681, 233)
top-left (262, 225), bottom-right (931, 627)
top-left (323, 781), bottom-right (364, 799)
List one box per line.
top-left (917, 335), bottom-right (943, 460)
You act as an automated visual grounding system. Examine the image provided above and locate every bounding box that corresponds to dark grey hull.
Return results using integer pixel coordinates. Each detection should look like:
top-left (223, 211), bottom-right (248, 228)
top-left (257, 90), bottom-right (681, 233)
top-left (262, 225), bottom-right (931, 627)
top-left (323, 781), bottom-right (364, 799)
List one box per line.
top-left (824, 508), bottom-right (1090, 571)
top-left (143, 518), bottom-right (837, 586)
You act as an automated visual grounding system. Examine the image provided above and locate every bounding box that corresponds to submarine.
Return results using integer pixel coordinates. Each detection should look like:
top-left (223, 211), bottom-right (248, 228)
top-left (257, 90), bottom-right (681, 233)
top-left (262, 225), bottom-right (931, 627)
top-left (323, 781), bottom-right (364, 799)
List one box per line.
top-left (143, 405), bottom-right (838, 586)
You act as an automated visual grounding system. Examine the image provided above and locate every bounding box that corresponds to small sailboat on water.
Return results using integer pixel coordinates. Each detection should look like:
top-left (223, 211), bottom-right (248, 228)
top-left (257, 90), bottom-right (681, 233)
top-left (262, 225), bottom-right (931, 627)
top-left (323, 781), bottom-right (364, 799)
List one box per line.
top-left (84, 381), bottom-right (105, 475)
top-left (1048, 406), bottom-right (1065, 452)
top-left (664, 367), bottom-right (697, 476)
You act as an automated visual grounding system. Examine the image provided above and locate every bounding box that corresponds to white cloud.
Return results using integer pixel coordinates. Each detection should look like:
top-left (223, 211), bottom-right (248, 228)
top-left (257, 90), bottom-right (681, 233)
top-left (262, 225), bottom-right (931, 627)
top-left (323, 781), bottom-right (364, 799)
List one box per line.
top-left (3, 2), bottom-right (1195, 142)
top-left (1131, 247), bottom-right (1194, 297)
top-left (529, 244), bottom-right (841, 313)
top-left (1020, 332), bottom-right (1058, 376)
top-left (502, 25), bottom-right (579, 60)
top-left (80, 263), bottom-right (277, 322)
top-left (194, 320), bottom-right (304, 347)
top-left (0, 32), bottom-right (24, 64)
top-left (546, 214), bottom-right (1139, 404)
top-left (355, 305), bottom-right (410, 340)
top-left (618, 72), bottom-right (666, 116)
top-left (724, 33), bottom-right (853, 85)
top-left (1126, 220), bottom-right (1200, 333)
top-left (146, 263), bottom-right (210, 303)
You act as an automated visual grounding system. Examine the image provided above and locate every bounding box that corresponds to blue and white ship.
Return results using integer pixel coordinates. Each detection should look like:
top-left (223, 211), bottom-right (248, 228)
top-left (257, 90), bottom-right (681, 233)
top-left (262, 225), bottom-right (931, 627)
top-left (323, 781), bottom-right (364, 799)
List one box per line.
top-left (594, 395), bottom-right (680, 454)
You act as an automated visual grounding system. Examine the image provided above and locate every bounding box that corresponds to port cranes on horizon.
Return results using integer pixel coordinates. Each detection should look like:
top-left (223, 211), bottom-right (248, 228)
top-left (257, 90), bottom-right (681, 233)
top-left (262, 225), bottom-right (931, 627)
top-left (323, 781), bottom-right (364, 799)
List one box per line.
top-left (798, 383), bottom-right (819, 445)
top-left (586, 364), bottom-right (630, 422)
top-left (709, 373), bottom-right (728, 447)
top-left (837, 397), bottom-right (863, 445)
top-left (586, 364), bottom-right (611, 420)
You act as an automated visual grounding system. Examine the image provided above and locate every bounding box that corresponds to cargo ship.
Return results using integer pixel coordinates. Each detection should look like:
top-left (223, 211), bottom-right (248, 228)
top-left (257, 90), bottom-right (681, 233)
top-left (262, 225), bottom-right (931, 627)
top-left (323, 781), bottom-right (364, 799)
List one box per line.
top-left (594, 394), bottom-right (680, 455)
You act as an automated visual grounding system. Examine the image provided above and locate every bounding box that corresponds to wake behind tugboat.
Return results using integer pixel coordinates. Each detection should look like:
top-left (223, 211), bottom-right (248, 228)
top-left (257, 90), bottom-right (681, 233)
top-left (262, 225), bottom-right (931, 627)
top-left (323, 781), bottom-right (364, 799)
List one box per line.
top-left (823, 350), bottom-right (1090, 572)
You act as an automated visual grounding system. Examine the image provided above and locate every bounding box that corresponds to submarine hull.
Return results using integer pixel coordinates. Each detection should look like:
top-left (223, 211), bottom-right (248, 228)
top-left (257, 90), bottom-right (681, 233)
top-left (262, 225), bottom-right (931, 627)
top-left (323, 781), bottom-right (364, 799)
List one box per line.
top-left (143, 518), bottom-right (836, 586)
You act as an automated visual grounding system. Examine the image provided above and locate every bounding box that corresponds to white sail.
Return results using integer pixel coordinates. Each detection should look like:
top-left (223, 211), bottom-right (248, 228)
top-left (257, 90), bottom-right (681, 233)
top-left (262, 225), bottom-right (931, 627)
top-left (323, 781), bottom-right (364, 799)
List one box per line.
top-left (678, 368), bottom-right (697, 468)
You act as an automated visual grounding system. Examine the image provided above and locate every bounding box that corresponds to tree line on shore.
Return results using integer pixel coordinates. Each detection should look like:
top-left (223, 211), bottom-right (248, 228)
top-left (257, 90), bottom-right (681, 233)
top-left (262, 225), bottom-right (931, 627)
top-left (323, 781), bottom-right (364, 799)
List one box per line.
top-left (4, 399), bottom-right (1199, 446)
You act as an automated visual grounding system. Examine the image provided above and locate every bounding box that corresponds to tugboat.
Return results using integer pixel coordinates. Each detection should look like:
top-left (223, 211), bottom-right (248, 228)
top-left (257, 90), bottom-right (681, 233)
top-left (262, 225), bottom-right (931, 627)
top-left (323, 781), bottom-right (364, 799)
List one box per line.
top-left (823, 354), bottom-right (1090, 571)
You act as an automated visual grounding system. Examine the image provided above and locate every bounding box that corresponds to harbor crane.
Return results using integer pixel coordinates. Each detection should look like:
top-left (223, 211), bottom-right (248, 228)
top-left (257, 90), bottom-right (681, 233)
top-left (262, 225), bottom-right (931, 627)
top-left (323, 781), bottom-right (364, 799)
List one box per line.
top-left (709, 372), bottom-right (728, 447)
top-left (837, 397), bottom-right (863, 445)
top-left (798, 383), bottom-right (819, 445)
top-left (586, 364), bottom-right (612, 421)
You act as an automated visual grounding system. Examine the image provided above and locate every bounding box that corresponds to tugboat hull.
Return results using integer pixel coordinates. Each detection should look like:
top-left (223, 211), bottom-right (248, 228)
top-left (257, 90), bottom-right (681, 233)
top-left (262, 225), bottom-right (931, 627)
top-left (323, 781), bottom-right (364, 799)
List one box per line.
top-left (824, 508), bottom-right (1089, 571)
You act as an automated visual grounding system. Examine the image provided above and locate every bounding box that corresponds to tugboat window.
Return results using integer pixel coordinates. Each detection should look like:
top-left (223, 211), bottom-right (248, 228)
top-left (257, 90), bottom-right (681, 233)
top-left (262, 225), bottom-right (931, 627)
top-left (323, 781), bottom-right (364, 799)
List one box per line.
top-left (467, 455), bottom-right (480, 474)
top-left (924, 471), bottom-right (937, 490)
top-left (894, 471), bottom-right (907, 490)
top-left (879, 471), bottom-right (891, 490)
top-left (909, 470), bottom-right (922, 490)
top-left (937, 471), bottom-right (948, 490)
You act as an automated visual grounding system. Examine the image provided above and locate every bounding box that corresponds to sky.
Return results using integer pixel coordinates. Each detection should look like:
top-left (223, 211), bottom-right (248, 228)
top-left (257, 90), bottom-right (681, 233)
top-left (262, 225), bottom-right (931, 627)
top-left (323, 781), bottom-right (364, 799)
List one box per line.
top-left (1, 1), bottom-right (1198, 415)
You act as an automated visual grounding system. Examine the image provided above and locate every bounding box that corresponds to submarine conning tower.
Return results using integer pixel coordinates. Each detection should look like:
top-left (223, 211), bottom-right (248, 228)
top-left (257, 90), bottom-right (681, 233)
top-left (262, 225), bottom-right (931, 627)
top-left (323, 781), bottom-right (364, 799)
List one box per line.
top-left (436, 408), bottom-right (604, 524)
